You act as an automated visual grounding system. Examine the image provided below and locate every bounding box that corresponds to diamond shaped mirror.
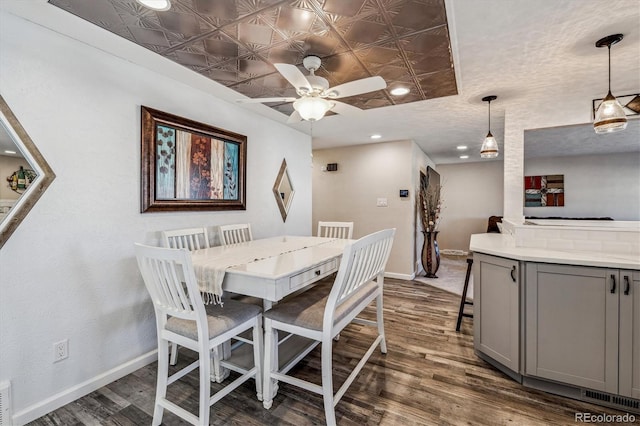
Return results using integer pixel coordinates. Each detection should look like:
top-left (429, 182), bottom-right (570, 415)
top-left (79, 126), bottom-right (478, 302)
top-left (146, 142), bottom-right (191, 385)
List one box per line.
top-left (0, 95), bottom-right (56, 248)
top-left (273, 159), bottom-right (295, 222)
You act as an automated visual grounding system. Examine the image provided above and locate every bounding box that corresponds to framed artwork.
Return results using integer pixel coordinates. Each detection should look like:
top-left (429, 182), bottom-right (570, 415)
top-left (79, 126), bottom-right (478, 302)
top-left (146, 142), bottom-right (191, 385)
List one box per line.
top-left (141, 106), bottom-right (246, 212)
top-left (524, 174), bottom-right (564, 207)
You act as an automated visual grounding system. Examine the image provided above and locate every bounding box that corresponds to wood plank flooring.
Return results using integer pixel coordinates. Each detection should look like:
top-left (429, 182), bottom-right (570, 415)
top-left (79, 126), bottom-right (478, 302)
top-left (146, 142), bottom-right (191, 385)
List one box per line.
top-left (29, 278), bottom-right (631, 425)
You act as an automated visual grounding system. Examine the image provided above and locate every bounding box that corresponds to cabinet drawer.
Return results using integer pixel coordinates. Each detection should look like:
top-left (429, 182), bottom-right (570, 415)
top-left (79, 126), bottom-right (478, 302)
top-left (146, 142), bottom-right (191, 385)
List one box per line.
top-left (289, 259), bottom-right (337, 291)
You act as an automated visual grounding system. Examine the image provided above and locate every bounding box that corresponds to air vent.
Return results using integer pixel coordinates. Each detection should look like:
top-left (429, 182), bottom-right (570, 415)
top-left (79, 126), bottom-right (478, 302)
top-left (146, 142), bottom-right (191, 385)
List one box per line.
top-left (583, 389), bottom-right (640, 412)
top-left (584, 389), bottom-right (611, 402)
top-left (612, 395), bottom-right (640, 410)
top-left (0, 381), bottom-right (12, 426)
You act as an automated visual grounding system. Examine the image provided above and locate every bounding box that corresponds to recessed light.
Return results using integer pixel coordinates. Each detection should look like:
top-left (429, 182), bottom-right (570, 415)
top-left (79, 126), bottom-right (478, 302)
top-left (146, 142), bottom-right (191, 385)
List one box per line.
top-left (390, 87), bottom-right (410, 96)
top-left (136, 0), bottom-right (171, 11)
top-left (371, 134), bottom-right (382, 139)
top-left (456, 145), bottom-right (468, 150)
top-left (4, 150), bottom-right (16, 154)
top-left (459, 155), bottom-right (469, 159)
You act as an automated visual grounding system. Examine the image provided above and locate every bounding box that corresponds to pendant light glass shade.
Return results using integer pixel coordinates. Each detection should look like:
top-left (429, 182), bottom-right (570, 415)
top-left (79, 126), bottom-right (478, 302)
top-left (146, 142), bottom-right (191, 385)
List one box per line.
top-left (480, 95), bottom-right (499, 158)
top-left (594, 92), bottom-right (628, 134)
top-left (594, 34), bottom-right (627, 134)
top-left (480, 131), bottom-right (499, 158)
top-left (293, 97), bottom-right (332, 121)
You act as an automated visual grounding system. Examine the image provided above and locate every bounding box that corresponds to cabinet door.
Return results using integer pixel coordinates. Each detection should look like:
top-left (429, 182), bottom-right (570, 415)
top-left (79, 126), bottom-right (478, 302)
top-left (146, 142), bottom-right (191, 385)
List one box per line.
top-left (619, 270), bottom-right (640, 398)
top-left (525, 264), bottom-right (618, 394)
top-left (473, 253), bottom-right (520, 372)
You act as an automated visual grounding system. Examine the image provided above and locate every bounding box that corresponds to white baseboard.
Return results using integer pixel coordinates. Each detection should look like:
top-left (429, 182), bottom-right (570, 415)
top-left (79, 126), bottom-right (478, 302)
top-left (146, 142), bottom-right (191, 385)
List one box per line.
top-left (385, 271), bottom-right (415, 280)
top-left (12, 350), bottom-right (158, 426)
top-left (440, 249), bottom-right (469, 256)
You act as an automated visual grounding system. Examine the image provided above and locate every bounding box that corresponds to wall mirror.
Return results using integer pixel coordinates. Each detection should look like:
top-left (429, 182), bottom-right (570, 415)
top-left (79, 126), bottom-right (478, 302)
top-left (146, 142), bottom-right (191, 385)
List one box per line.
top-left (0, 95), bottom-right (56, 248)
top-left (273, 159), bottom-right (295, 222)
top-left (523, 119), bottom-right (639, 219)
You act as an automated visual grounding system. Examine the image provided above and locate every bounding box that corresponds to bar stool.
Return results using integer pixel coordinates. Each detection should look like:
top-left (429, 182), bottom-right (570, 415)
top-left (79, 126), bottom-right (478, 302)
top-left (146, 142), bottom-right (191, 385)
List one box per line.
top-left (456, 256), bottom-right (474, 331)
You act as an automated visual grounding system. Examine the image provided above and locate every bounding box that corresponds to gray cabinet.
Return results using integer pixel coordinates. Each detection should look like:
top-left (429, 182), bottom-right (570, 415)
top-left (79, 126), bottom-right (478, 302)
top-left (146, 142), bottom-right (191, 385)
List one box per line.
top-left (473, 253), bottom-right (520, 372)
top-left (525, 265), bottom-right (639, 397)
top-left (619, 270), bottom-right (640, 399)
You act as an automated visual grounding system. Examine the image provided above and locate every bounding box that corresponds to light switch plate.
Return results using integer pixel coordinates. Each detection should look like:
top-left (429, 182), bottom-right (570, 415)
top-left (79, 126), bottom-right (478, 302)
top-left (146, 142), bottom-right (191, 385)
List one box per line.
top-left (376, 198), bottom-right (388, 207)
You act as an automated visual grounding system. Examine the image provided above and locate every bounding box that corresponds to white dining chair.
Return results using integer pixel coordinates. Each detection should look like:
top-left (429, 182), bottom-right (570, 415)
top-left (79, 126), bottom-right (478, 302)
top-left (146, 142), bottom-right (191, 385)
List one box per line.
top-left (219, 223), bottom-right (253, 245)
top-left (262, 228), bottom-right (395, 425)
top-left (162, 227), bottom-right (210, 251)
top-left (161, 227), bottom-right (210, 366)
top-left (317, 221), bottom-right (354, 239)
top-left (135, 244), bottom-right (263, 426)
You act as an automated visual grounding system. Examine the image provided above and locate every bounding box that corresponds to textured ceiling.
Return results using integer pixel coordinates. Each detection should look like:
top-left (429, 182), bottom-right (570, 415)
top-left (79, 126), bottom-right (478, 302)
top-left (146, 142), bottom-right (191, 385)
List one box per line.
top-left (5, 0), bottom-right (637, 165)
top-left (48, 0), bottom-right (457, 116)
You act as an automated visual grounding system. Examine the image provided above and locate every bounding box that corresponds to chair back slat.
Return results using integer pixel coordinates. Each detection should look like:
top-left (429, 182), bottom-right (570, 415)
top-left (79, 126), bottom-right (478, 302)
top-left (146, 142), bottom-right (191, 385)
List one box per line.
top-left (326, 229), bottom-right (395, 319)
top-left (219, 223), bottom-right (253, 245)
top-left (162, 227), bottom-right (210, 251)
top-left (317, 221), bottom-right (354, 239)
top-left (135, 244), bottom-right (203, 322)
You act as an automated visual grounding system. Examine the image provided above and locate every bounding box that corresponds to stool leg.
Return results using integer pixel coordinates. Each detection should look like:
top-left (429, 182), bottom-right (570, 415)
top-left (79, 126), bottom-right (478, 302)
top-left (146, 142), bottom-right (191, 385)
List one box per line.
top-left (456, 259), bottom-right (473, 332)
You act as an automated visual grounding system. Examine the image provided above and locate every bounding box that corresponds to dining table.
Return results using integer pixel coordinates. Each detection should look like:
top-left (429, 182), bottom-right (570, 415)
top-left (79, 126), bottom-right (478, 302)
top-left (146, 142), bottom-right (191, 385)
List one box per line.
top-left (190, 235), bottom-right (353, 395)
top-left (191, 235), bottom-right (351, 309)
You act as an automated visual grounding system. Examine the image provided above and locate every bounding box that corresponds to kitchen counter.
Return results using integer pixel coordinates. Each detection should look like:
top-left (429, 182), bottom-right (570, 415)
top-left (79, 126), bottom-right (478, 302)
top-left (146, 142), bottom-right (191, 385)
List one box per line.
top-left (470, 232), bottom-right (640, 269)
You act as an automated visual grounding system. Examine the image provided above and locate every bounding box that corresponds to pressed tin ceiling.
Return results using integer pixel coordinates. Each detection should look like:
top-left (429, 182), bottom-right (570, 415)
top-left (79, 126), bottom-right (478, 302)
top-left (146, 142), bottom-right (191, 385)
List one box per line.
top-left (48, 0), bottom-right (457, 116)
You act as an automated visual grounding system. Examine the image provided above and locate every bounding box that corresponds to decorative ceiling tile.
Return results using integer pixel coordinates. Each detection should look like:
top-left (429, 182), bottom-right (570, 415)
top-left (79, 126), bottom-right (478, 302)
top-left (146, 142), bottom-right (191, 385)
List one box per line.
top-left (49, 0), bottom-right (458, 114)
top-left (157, 10), bottom-right (206, 38)
top-left (322, 0), bottom-right (366, 18)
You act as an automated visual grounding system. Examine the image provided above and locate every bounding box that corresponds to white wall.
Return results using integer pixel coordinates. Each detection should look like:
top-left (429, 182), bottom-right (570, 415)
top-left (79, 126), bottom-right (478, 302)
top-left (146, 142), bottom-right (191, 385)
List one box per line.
top-left (435, 161), bottom-right (504, 252)
top-left (524, 152), bottom-right (640, 220)
top-left (313, 140), bottom-right (420, 278)
top-left (0, 7), bottom-right (311, 424)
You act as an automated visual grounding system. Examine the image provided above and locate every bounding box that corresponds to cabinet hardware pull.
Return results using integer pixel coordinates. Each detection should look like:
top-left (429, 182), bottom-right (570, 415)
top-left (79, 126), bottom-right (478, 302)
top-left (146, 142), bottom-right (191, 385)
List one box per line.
top-left (315, 270), bottom-right (321, 276)
top-left (624, 275), bottom-right (630, 295)
top-left (510, 265), bottom-right (516, 282)
top-left (610, 274), bottom-right (616, 294)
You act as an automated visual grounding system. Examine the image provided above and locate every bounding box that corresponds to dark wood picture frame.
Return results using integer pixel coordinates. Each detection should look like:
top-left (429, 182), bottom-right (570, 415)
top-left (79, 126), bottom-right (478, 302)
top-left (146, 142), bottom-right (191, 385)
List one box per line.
top-left (141, 106), bottom-right (247, 213)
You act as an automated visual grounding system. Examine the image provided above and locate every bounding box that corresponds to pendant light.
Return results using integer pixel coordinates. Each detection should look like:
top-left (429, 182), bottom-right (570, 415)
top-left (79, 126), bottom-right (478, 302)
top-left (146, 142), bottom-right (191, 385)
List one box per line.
top-left (594, 34), bottom-right (627, 134)
top-left (480, 95), bottom-right (499, 158)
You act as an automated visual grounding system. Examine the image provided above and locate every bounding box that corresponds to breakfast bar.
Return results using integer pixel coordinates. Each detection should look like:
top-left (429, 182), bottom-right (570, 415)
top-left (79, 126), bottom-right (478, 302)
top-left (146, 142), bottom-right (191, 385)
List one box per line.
top-left (470, 219), bottom-right (640, 414)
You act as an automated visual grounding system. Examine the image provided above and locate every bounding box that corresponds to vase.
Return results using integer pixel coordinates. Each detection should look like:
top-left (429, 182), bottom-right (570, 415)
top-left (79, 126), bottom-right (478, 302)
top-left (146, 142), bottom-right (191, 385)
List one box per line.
top-left (421, 230), bottom-right (440, 278)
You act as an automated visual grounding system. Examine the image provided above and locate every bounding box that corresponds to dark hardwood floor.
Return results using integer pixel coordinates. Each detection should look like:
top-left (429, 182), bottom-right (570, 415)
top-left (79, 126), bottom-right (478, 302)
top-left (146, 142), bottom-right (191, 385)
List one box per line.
top-left (29, 279), bottom-right (630, 425)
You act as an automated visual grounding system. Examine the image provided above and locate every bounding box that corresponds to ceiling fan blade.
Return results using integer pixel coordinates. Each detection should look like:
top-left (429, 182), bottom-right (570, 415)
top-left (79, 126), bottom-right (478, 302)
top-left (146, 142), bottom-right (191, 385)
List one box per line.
top-left (274, 63), bottom-right (312, 92)
top-left (236, 97), bottom-right (296, 104)
top-left (326, 76), bottom-right (386, 99)
top-left (287, 110), bottom-right (302, 124)
top-left (330, 101), bottom-right (363, 115)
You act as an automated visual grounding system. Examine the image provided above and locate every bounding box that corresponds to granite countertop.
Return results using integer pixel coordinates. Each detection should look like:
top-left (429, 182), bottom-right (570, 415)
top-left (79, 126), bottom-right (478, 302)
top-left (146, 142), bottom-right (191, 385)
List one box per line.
top-left (470, 233), bottom-right (640, 269)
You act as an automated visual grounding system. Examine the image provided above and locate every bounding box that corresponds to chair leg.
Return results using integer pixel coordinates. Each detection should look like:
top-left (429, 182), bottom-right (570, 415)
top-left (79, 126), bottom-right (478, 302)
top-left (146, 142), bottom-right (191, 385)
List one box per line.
top-left (198, 347), bottom-right (211, 426)
top-left (377, 288), bottom-right (387, 354)
top-left (321, 339), bottom-right (337, 426)
top-left (169, 342), bottom-right (179, 366)
top-left (456, 258), bottom-right (473, 332)
top-left (253, 315), bottom-right (263, 401)
top-left (262, 320), bottom-right (275, 409)
top-left (153, 338), bottom-right (169, 426)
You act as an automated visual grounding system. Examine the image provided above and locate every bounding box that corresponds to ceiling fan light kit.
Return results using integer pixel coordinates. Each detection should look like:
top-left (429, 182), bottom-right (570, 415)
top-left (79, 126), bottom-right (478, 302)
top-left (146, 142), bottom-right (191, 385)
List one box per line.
top-left (293, 97), bottom-right (333, 121)
top-left (593, 34), bottom-right (628, 134)
top-left (480, 95), bottom-right (499, 159)
top-left (237, 55), bottom-right (386, 123)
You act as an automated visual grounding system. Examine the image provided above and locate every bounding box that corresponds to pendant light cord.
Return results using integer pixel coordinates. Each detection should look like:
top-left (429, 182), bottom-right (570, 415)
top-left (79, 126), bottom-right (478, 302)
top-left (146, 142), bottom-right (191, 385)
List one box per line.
top-left (608, 45), bottom-right (612, 93)
top-left (487, 99), bottom-right (491, 133)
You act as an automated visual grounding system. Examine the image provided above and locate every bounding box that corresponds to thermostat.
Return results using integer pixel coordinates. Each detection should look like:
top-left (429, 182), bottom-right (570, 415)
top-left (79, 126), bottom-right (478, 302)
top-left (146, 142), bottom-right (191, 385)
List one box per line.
top-left (399, 189), bottom-right (409, 198)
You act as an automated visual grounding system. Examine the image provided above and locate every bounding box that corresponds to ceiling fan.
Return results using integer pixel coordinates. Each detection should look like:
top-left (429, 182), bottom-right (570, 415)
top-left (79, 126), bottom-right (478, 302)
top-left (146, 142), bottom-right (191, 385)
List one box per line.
top-left (236, 55), bottom-right (387, 123)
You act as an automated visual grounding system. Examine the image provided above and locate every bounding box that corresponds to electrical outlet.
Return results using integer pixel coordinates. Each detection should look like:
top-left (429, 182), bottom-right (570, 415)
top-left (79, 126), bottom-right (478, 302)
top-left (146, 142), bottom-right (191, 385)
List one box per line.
top-left (376, 198), bottom-right (388, 207)
top-left (53, 339), bottom-right (68, 362)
